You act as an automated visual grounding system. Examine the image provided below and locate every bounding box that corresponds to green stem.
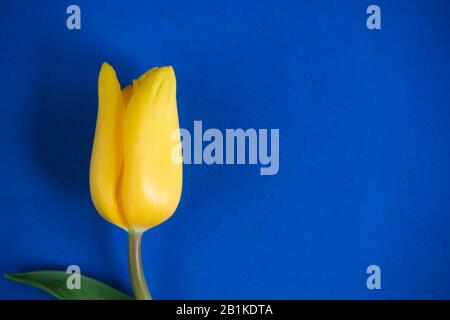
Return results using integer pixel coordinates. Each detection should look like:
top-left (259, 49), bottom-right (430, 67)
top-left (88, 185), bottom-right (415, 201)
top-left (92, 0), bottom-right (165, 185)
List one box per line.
top-left (128, 231), bottom-right (152, 300)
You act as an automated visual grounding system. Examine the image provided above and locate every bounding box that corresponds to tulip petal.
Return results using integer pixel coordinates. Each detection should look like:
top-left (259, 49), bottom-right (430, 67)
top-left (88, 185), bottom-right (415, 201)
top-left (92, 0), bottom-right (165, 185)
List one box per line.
top-left (122, 85), bottom-right (133, 109)
top-left (90, 62), bottom-right (128, 230)
top-left (121, 66), bottom-right (182, 231)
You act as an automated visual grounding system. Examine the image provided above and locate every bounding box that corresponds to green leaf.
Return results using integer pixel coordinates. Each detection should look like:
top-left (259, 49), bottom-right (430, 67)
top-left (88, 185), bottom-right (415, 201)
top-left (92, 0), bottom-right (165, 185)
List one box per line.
top-left (5, 271), bottom-right (133, 300)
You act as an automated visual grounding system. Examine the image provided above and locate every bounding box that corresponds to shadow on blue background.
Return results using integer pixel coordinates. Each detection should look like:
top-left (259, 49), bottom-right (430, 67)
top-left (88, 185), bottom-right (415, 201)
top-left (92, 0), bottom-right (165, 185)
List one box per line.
top-left (0, 0), bottom-right (450, 299)
top-left (27, 38), bottom-right (140, 292)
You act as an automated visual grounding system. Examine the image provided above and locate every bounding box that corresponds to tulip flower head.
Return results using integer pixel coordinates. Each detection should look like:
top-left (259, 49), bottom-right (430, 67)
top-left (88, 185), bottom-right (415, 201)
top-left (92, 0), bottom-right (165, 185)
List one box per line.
top-left (90, 63), bottom-right (183, 233)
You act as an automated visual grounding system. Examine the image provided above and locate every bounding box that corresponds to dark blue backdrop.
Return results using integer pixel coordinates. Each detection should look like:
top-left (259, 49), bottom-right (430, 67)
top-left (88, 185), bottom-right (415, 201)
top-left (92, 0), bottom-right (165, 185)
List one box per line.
top-left (1, 0), bottom-right (449, 299)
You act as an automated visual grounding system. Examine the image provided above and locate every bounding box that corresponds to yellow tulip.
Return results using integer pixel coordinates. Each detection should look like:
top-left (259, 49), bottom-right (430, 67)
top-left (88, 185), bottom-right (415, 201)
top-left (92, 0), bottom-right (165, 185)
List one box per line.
top-left (90, 62), bottom-right (183, 233)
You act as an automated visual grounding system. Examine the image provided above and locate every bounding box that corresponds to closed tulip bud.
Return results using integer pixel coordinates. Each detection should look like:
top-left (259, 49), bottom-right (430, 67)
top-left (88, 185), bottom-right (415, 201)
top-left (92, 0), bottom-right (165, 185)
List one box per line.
top-left (90, 63), bottom-right (183, 233)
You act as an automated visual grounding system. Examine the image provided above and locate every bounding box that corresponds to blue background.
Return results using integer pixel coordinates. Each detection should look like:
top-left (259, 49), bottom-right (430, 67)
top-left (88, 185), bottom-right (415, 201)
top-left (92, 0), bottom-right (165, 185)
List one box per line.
top-left (1, 0), bottom-right (449, 299)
